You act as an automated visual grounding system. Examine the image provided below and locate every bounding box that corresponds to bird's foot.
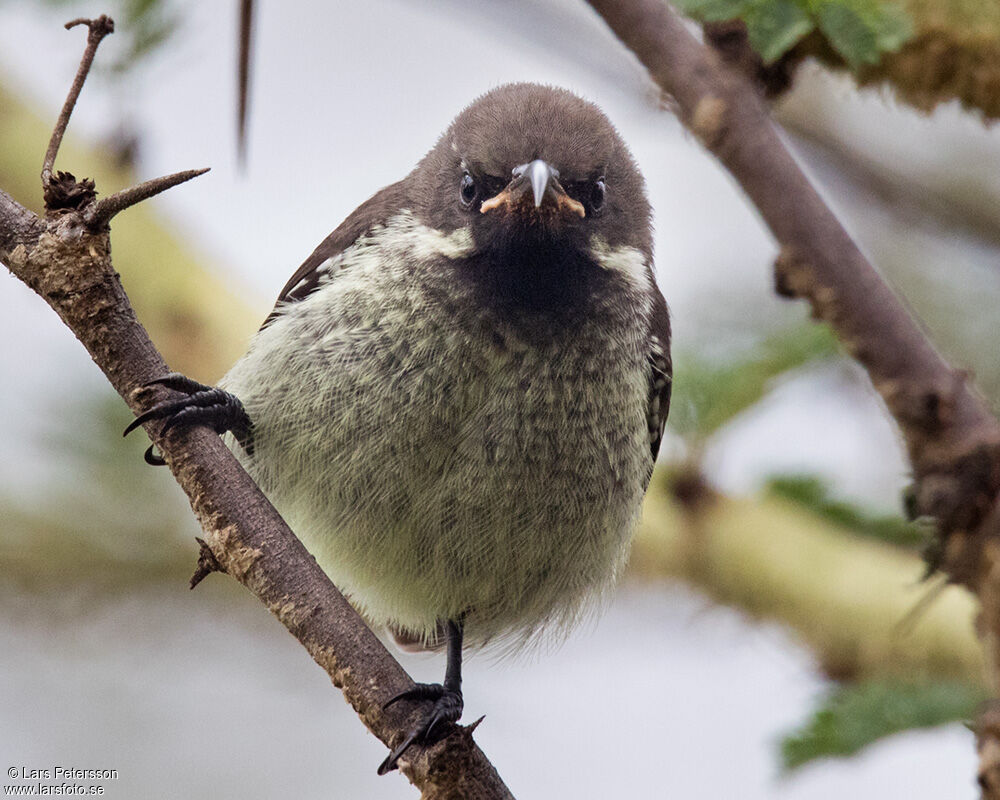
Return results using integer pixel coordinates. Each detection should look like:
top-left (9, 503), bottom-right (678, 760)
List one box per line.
top-left (123, 372), bottom-right (254, 465)
top-left (377, 683), bottom-right (464, 775)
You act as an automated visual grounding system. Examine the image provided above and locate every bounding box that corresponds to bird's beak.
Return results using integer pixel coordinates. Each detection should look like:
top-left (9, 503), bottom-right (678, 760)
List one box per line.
top-left (481, 159), bottom-right (586, 218)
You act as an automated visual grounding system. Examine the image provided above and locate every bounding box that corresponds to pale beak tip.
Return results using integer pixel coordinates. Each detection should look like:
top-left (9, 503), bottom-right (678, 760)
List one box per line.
top-left (527, 159), bottom-right (553, 208)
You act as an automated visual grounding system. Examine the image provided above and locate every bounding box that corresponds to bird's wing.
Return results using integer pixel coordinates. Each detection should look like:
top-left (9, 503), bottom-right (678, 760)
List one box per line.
top-left (647, 286), bottom-right (672, 462)
top-left (260, 180), bottom-right (409, 329)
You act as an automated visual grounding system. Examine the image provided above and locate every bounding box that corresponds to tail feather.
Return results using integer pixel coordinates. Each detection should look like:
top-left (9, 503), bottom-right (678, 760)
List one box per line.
top-left (388, 621), bottom-right (447, 652)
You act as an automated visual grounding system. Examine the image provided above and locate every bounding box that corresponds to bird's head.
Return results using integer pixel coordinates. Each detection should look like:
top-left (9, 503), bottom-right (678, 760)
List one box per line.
top-left (412, 84), bottom-right (652, 312)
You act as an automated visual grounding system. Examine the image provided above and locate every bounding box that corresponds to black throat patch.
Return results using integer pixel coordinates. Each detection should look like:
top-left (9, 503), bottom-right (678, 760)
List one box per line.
top-left (459, 223), bottom-right (610, 325)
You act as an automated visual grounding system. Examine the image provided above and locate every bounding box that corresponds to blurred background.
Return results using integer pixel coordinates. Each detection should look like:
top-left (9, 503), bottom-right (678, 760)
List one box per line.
top-left (1, 0), bottom-right (998, 797)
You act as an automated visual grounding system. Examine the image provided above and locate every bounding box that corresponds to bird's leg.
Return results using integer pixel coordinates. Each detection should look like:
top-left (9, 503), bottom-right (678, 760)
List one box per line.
top-left (123, 372), bottom-right (254, 465)
top-left (377, 618), bottom-right (465, 775)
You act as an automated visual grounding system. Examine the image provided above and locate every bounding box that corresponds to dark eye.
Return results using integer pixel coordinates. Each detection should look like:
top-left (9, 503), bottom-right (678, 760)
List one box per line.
top-left (459, 172), bottom-right (478, 207)
top-left (590, 178), bottom-right (606, 213)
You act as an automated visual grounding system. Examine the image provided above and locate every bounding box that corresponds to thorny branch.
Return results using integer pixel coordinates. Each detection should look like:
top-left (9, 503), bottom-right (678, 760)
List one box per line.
top-left (0, 15), bottom-right (512, 799)
top-left (586, 0), bottom-right (1000, 794)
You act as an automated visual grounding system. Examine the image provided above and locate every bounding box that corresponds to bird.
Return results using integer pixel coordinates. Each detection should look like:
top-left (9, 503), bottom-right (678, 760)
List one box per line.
top-left (125, 82), bottom-right (672, 774)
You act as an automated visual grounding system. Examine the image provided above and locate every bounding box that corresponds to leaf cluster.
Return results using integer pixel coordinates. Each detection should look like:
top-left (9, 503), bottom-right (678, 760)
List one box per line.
top-left (765, 473), bottom-right (928, 549)
top-left (670, 322), bottom-right (839, 439)
top-left (675, 0), bottom-right (912, 66)
top-left (781, 680), bottom-right (986, 769)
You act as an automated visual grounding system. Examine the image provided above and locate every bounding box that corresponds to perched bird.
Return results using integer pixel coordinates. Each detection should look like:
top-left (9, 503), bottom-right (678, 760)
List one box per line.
top-left (126, 83), bottom-right (671, 773)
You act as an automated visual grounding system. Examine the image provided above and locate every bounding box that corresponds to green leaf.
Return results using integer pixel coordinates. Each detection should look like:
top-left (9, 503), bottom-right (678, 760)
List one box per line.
top-left (744, 0), bottom-right (816, 63)
top-left (673, 0), bottom-right (752, 22)
top-left (677, 0), bottom-right (914, 69)
top-left (872, 3), bottom-right (914, 53)
top-left (670, 323), bottom-right (838, 439)
top-left (816, 1), bottom-right (880, 66)
top-left (765, 474), bottom-right (929, 549)
top-left (781, 680), bottom-right (986, 770)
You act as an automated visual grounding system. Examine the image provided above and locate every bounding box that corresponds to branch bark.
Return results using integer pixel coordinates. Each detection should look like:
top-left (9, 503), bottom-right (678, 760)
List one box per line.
top-left (0, 16), bottom-right (511, 799)
top-left (585, 0), bottom-right (1000, 792)
top-left (586, 0), bottom-right (1000, 595)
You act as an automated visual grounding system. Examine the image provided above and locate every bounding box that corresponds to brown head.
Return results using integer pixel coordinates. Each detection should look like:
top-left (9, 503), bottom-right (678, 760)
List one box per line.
top-left (410, 83), bottom-right (653, 314)
top-left (414, 84), bottom-right (651, 252)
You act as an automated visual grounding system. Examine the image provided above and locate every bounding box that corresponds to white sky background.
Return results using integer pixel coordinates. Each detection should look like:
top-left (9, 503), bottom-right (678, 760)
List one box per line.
top-left (0, 1), bottom-right (997, 797)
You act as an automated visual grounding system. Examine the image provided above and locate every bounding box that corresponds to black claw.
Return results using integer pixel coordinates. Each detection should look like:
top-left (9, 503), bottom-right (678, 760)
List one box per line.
top-left (143, 444), bottom-right (166, 466)
top-left (377, 730), bottom-right (422, 776)
top-left (377, 683), bottom-right (464, 774)
top-left (124, 373), bottom-right (255, 460)
top-left (383, 683), bottom-right (448, 710)
top-left (124, 394), bottom-right (210, 436)
top-left (143, 372), bottom-right (211, 394)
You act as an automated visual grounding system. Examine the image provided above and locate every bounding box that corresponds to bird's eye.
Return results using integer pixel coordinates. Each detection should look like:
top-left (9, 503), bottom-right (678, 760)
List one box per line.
top-left (590, 178), bottom-right (606, 213)
top-left (459, 173), bottom-right (478, 208)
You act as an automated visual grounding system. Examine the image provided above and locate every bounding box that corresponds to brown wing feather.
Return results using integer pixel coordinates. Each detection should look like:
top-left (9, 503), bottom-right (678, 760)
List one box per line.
top-left (647, 286), bottom-right (672, 463)
top-left (260, 179), bottom-right (410, 329)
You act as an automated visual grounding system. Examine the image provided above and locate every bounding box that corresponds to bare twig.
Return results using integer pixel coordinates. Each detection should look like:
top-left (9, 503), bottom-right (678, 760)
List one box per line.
top-left (84, 168), bottom-right (210, 228)
top-left (41, 16), bottom-right (114, 187)
top-left (237, 0), bottom-right (255, 164)
top-left (1, 15), bottom-right (513, 799)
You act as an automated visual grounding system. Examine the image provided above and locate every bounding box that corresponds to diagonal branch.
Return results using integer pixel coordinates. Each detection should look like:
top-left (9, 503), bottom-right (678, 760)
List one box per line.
top-left (1, 14), bottom-right (513, 799)
top-left (585, 0), bottom-right (1000, 580)
top-left (0, 198), bottom-right (512, 795)
top-left (41, 16), bottom-right (114, 188)
top-left (585, 0), bottom-right (1000, 792)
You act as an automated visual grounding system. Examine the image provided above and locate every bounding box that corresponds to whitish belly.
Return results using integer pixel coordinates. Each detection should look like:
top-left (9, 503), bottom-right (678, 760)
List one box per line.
top-left (222, 258), bottom-right (652, 646)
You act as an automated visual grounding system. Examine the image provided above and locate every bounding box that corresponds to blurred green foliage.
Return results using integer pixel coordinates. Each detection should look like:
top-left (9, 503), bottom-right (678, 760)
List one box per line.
top-left (36, 0), bottom-right (179, 74)
top-left (0, 391), bottom-right (193, 589)
top-left (674, 0), bottom-right (913, 66)
top-left (670, 321), bottom-right (839, 439)
top-left (765, 473), bottom-right (928, 549)
top-left (781, 679), bottom-right (986, 769)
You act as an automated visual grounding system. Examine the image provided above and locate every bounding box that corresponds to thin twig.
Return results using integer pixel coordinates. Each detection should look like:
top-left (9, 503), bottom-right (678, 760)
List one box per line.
top-left (84, 168), bottom-right (210, 228)
top-left (41, 16), bottom-right (115, 187)
top-left (237, 0), bottom-right (255, 165)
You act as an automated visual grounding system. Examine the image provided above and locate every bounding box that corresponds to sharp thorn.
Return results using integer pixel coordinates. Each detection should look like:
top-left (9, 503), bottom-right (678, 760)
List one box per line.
top-left (190, 537), bottom-right (223, 588)
top-left (466, 715), bottom-right (486, 734)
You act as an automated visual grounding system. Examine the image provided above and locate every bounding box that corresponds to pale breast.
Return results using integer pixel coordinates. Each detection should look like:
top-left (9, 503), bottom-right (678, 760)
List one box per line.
top-left (222, 213), bottom-right (655, 646)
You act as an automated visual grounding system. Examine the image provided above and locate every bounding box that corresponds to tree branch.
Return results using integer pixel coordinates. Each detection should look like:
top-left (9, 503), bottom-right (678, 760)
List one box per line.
top-left (0, 189), bottom-right (42, 255)
top-left (586, 0), bottom-right (1000, 792)
top-left (0, 15), bottom-right (512, 799)
top-left (586, 0), bottom-right (1000, 582)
